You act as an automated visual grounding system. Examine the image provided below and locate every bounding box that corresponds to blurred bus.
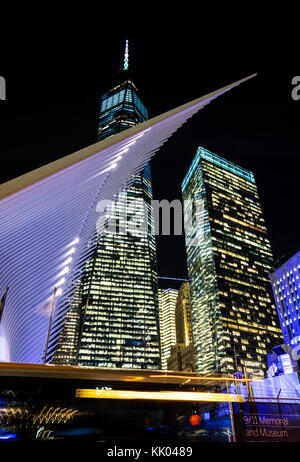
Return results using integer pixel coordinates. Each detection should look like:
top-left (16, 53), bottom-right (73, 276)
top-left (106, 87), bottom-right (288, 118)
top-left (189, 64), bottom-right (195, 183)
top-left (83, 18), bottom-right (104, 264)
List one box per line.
top-left (0, 362), bottom-right (241, 441)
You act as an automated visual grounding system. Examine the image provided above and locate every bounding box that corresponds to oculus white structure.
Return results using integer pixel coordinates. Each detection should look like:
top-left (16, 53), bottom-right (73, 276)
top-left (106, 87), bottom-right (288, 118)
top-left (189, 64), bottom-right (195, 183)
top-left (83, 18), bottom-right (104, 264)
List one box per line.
top-left (0, 74), bottom-right (256, 364)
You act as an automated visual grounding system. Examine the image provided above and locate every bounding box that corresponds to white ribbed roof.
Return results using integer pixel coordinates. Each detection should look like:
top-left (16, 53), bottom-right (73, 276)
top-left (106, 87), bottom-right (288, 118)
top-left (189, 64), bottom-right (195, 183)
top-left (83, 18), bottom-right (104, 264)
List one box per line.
top-left (0, 74), bottom-right (256, 363)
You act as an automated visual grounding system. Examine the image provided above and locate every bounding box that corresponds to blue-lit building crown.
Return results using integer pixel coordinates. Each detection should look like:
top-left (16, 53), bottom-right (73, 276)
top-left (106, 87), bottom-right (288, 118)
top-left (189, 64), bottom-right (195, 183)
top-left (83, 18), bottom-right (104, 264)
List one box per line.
top-left (98, 77), bottom-right (148, 141)
top-left (182, 147), bottom-right (255, 193)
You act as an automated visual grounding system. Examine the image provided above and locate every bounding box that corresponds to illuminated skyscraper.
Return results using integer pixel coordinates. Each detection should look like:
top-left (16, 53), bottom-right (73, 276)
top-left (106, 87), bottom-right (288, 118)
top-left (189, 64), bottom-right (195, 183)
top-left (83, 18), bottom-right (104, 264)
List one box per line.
top-left (158, 288), bottom-right (178, 369)
top-left (175, 282), bottom-right (193, 346)
top-left (76, 44), bottom-right (161, 369)
top-left (270, 251), bottom-right (300, 347)
top-left (97, 42), bottom-right (148, 141)
top-left (182, 147), bottom-right (282, 378)
top-left (167, 282), bottom-right (196, 372)
top-left (53, 42), bottom-right (161, 369)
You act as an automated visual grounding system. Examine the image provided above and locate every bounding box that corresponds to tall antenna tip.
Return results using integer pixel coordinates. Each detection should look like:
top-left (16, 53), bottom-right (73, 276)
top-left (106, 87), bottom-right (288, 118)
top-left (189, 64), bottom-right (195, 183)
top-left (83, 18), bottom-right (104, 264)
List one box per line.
top-left (123, 39), bottom-right (129, 71)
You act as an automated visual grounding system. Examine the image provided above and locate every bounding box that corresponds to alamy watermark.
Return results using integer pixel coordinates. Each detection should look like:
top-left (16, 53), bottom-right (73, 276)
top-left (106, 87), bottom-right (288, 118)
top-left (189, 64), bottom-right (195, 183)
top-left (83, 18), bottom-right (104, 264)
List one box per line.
top-left (1, 75), bottom-right (299, 103)
top-left (0, 76), bottom-right (6, 101)
top-left (95, 195), bottom-right (207, 247)
top-left (291, 76), bottom-right (300, 101)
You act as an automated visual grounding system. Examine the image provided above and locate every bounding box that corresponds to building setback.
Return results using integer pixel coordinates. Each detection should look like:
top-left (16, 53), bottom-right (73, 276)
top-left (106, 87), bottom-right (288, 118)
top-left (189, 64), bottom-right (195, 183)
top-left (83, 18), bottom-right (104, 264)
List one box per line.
top-left (182, 147), bottom-right (282, 378)
top-left (270, 251), bottom-right (300, 347)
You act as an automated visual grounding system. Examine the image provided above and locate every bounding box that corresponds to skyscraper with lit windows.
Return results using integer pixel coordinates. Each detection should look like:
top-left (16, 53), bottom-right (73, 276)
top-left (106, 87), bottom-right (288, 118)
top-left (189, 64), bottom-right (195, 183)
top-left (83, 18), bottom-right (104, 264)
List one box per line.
top-left (182, 147), bottom-right (282, 378)
top-left (270, 251), bottom-right (300, 347)
top-left (53, 42), bottom-right (161, 369)
top-left (167, 282), bottom-right (196, 372)
top-left (158, 288), bottom-right (178, 369)
top-left (175, 282), bottom-right (193, 347)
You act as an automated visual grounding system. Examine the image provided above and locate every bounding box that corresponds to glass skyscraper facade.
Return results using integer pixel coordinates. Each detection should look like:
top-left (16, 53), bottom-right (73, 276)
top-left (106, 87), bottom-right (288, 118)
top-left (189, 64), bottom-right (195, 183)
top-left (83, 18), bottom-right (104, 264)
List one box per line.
top-left (182, 147), bottom-right (282, 378)
top-left (158, 288), bottom-right (178, 369)
top-left (270, 251), bottom-right (300, 347)
top-left (97, 80), bottom-right (148, 140)
top-left (51, 281), bottom-right (82, 365)
top-left (53, 66), bottom-right (161, 369)
top-left (167, 282), bottom-right (196, 372)
top-left (175, 282), bottom-right (193, 347)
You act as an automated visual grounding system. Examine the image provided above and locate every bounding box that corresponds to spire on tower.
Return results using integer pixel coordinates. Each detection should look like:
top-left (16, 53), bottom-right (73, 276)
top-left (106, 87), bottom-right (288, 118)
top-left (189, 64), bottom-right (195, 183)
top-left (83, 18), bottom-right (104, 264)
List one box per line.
top-left (123, 40), bottom-right (129, 71)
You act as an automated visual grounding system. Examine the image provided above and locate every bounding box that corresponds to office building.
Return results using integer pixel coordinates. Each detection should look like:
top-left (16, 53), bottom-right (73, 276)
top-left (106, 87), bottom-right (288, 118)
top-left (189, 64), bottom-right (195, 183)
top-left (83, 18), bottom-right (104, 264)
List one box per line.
top-left (182, 147), bottom-right (282, 378)
top-left (167, 282), bottom-right (196, 371)
top-left (270, 251), bottom-right (300, 347)
top-left (175, 282), bottom-right (193, 346)
top-left (158, 288), bottom-right (178, 369)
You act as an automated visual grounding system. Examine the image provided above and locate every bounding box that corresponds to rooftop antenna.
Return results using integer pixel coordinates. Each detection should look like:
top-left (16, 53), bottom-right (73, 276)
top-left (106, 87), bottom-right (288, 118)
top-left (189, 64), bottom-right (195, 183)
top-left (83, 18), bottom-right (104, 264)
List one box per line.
top-left (123, 39), bottom-right (129, 70)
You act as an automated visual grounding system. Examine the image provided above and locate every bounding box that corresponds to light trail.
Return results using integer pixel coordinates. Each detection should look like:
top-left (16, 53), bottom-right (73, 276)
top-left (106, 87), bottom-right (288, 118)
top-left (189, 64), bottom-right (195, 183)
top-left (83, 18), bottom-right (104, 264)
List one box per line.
top-left (75, 388), bottom-right (244, 403)
top-left (150, 374), bottom-right (258, 382)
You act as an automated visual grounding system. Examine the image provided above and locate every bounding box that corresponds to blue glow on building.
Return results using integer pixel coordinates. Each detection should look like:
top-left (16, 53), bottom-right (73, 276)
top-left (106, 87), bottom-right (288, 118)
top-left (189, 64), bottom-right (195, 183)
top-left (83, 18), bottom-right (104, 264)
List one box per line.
top-left (270, 251), bottom-right (300, 347)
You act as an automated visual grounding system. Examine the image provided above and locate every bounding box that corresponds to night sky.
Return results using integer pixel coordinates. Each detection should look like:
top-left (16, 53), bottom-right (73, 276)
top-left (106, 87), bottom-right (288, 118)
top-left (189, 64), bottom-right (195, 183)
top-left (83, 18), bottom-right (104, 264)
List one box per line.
top-left (1, 24), bottom-right (299, 289)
